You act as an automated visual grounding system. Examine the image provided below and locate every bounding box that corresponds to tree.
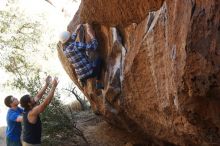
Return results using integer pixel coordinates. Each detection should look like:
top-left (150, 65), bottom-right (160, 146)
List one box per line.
top-left (0, 0), bottom-right (45, 91)
top-left (0, 0), bottom-right (88, 145)
top-left (64, 86), bottom-right (90, 111)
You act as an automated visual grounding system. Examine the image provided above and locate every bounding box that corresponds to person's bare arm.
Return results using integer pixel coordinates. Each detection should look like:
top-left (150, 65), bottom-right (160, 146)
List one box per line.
top-left (34, 76), bottom-right (51, 102)
top-left (16, 115), bottom-right (23, 122)
top-left (31, 78), bottom-right (58, 117)
top-left (75, 24), bottom-right (82, 34)
top-left (71, 24), bottom-right (82, 42)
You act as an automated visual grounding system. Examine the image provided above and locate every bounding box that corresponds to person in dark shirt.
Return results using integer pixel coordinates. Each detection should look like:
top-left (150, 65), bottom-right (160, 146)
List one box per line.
top-left (5, 95), bottom-right (23, 146)
top-left (20, 76), bottom-right (58, 146)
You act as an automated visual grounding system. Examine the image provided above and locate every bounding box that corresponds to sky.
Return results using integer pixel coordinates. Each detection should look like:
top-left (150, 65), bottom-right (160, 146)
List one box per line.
top-left (0, 0), bottom-right (81, 127)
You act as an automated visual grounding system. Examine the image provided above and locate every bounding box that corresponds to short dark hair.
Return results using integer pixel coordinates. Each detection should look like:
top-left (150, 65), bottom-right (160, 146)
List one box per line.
top-left (20, 94), bottom-right (31, 110)
top-left (4, 95), bottom-right (13, 108)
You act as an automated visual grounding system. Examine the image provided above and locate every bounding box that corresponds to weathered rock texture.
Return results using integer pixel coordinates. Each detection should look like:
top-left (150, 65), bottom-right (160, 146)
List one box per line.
top-left (58, 0), bottom-right (220, 145)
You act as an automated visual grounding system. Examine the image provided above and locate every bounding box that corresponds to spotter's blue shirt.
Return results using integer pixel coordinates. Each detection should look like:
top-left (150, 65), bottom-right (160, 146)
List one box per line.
top-left (6, 107), bottom-right (23, 141)
top-left (63, 33), bottom-right (98, 80)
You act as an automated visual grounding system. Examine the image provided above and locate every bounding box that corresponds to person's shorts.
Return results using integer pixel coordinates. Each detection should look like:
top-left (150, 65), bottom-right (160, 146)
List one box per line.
top-left (22, 141), bottom-right (41, 146)
top-left (6, 137), bottom-right (22, 146)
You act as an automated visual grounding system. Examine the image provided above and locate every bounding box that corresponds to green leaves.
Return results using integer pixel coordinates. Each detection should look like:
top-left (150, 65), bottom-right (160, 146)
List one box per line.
top-left (0, 8), bottom-right (41, 52)
top-left (0, 1), bottom-right (86, 145)
top-left (0, 0), bottom-right (54, 92)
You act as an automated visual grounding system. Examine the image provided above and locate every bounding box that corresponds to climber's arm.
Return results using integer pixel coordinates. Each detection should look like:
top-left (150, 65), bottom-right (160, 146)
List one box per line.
top-left (71, 24), bottom-right (98, 51)
top-left (71, 24), bottom-right (82, 42)
top-left (85, 23), bottom-right (98, 51)
top-left (74, 39), bottom-right (98, 51)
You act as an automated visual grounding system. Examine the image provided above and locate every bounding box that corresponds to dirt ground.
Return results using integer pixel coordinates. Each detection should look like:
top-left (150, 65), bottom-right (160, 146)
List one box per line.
top-left (1, 111), bottom-right (173, 146)
top-left (66, 110), bottom-right (165, 146)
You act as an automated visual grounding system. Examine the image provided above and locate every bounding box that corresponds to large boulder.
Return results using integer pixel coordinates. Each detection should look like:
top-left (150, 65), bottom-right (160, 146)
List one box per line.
top-left (57, 0), bottom-right (220, 145)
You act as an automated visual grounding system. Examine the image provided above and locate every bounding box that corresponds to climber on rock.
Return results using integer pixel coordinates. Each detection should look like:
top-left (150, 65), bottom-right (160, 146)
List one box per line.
top-left (59, 23), bottom-right (104, 89)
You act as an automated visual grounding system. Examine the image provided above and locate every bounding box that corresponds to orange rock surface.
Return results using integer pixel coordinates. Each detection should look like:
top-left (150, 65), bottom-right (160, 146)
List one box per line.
top-left (58, 0), bottom-right (220, 145)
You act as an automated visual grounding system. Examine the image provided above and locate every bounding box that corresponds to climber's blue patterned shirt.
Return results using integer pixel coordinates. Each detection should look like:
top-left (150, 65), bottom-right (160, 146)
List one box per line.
top-left (63, 33), bottom-right (98, 80)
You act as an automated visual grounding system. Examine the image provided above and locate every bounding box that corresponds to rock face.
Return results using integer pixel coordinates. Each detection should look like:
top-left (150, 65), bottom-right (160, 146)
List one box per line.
top-left (58, 0), bottom-right (220, 145)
